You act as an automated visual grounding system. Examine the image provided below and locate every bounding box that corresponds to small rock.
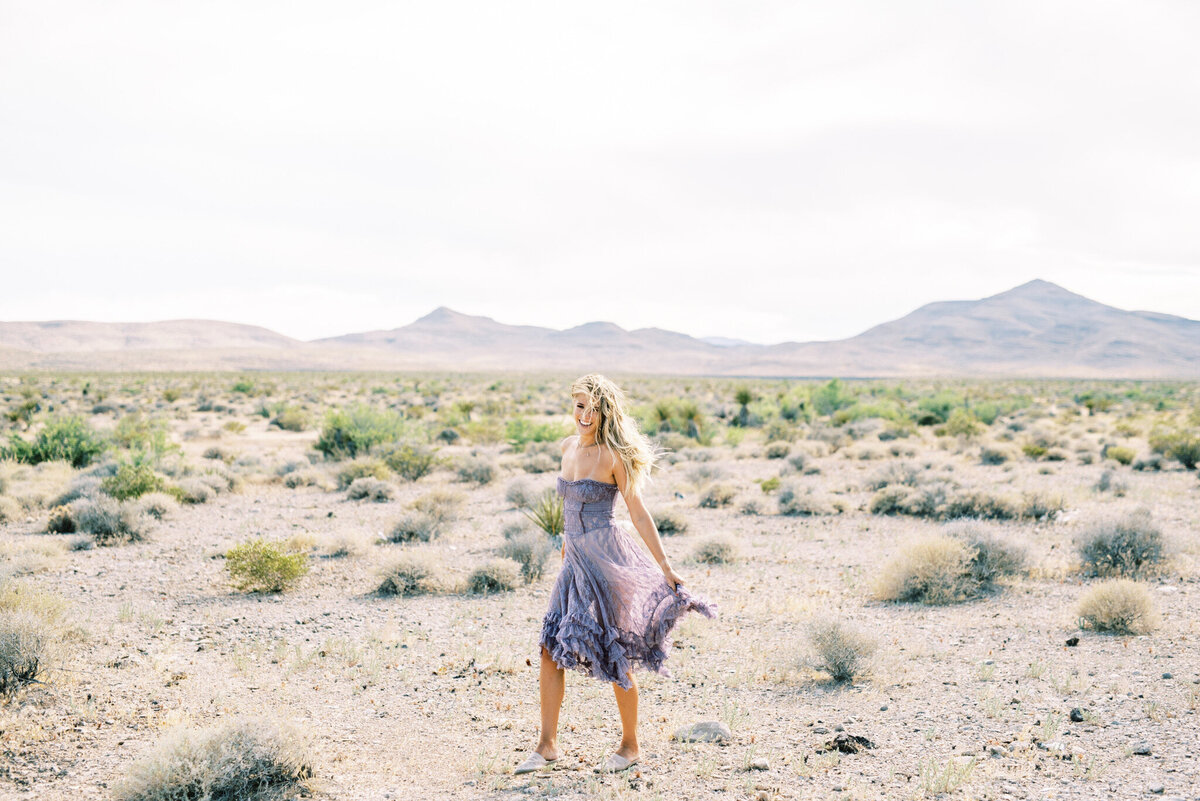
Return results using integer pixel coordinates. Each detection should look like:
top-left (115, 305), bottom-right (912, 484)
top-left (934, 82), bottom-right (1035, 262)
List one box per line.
top-left (1069, 708), bottom-right (1085, 722)
top-left (1065, 636), bottom-right (1079, 647)
top-left (1161, 672), bottom-right (1172, 680)
top-left (988, 745), bottom-right (1006, 758)
top-left (834, 724), bottom-right (845, 732)
top-left (673, 721), bottom-right (732, 744)
top-left (879, 705), bottom-right (888, 712)
top-left (1148, 786), bottom-right (1164, 795)
top-left (1037, 740), bottom-right (1065, 753)
top-left (811, 727), bottom-right (829, 735)
top-left (1132, 742), bottom-right (1153, 756)
top-left (749, 757), bottom-right (769, 771)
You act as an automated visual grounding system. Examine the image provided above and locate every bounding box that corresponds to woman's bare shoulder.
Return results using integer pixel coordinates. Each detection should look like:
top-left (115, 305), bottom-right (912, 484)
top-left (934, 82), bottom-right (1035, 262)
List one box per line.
top-left (559, 435), bottom-right (577, 454)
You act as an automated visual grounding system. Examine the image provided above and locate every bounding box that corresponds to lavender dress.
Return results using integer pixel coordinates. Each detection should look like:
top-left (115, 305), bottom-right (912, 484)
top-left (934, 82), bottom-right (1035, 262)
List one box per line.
top-left (539, 477), bottom-right (717, 690)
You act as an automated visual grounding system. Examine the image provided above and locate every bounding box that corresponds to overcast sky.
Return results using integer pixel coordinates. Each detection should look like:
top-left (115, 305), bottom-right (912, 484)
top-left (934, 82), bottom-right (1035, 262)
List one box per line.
top-left (2, 1), bottom-right (1198, 344)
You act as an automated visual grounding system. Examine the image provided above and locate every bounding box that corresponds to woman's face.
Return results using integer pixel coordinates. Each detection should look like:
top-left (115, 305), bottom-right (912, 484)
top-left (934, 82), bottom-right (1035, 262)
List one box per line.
top-left (573, 393), bottom-right (599, 438)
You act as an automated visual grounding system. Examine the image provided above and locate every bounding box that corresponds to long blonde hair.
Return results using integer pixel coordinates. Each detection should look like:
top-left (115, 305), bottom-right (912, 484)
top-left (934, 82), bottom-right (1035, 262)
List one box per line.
top-left (571, 374), bottom-right (658, 498)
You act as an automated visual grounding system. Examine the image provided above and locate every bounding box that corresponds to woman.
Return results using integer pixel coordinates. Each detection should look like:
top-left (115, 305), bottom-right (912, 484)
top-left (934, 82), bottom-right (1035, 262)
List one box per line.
top-left (515, 374), bottom-right (716, 775)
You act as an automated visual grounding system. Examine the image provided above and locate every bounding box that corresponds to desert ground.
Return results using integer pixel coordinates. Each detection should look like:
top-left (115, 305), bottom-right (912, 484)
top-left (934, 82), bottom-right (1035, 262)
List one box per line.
top-left (1, 372), bottom-right (1197, 801)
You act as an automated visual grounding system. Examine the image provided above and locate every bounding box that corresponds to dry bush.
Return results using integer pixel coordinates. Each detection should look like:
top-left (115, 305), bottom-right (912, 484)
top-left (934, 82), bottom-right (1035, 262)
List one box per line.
top-left (386, 511), bottom-right (443, 544)
top-left (336, 457), bottom-right (389, 490)
top-left (764, 442), bottom-right (790, 459)
top-left (322, 532), bottom-right (370, 558)
top-left (865, 462), bottom-right (923, 491)
top-left (283, 470), bottom-right (321, 489)
top-left (807, 619), bottom-right (876, 684)
top-left (777, 481), bottom-right (842, 516)
top-left (498, 532), bottom-right (553, 583)
top-left (655, 508), bottom-right (689, 535)
top-left (979, 445), bottom-right (1014, 465)
top-left (410, 489), bottom-right (465, 523)
top-left (115, 718), bottom-right (313, 801)
top-left (175, 478), bottom-right (213, 504)
top-left (693, 536), bottom-right (738, 565)
top-left (875, 529), bottom-right (1023, 605)
top-left (346, 477), bottom-right (393, 502)
top-left (698, 483), bottom-right (736, 508)
top-left (456, 455), bottom-right (497, 485)
top-left (0, 610), bottom-right (47, 697)
top-left (467, 557), bottom-right (522, 594)
top-left (0, 538), bottom-right (66, 576)
top-left (1093, 469), bottom-right (1128, 496)
top-left (377, 552), bottom-right (446, 596)
top-left (135, 492), bottom-right (179, 521)
top-left (505, 478), bottom-right (536, 509)
top-left (1078, 509), bottom-right (1165, 578)
top-left (1076, 579), bottom-right (1156, 634)
top-left (70, 496), bottom-right (151, 545)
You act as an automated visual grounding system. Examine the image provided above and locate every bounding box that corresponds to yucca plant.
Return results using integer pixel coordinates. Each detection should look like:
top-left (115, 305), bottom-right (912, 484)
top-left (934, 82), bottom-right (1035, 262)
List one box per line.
top-left (523, 489), bottom-right (564, 545)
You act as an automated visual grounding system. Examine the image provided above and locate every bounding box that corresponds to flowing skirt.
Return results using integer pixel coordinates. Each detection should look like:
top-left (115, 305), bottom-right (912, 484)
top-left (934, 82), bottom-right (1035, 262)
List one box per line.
top-left (539, 521), bottom-right (717, 690)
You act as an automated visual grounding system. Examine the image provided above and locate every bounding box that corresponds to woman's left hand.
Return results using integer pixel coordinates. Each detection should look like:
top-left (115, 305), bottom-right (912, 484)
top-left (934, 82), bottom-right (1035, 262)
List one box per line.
top-left (663, 566), bottom-right (685, 592)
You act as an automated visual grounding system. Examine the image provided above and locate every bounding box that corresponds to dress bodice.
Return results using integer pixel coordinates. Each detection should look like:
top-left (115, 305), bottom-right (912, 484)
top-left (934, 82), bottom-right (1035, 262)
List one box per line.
top-left (557, 476), bottom-right (618, 533)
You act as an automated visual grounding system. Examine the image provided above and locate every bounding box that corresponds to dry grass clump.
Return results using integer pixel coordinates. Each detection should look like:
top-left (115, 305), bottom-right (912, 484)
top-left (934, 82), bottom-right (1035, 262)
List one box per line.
top-left (346, 477), bottom-right (393, 502)
top-left (1093, 469), bottom-right (1128, 496)
top-left (467, 557), bottom-right (522, 594)
top-left (175, 478), bottom-right (214, 504)
top-left (979, 445), bottom-right (1015, 465)
top-left (807, 619), bottom-right (876, 684)
top-left (1078, 509), bottom-right (1164, 578)
top-left (225, 539), bottom-right (309, 593)
top-left (1103, 445), bottom-right (1135, 466)
top-left (283, 470), bottom-right (322, 489)
top-left (115, 718), bottom-right (313, 801)
top-left (336, 457), bottom-right (389, 490)
top-left (764, 442), bottom-right (790, 459)
top-left (498, 531), bottom-right (553, 583)
top-left (865, 462), bottom-right (924, 491)
top-left (0, 538), bottom-right (66, 576)
top-left (377, 552), bottom-right (446, 596)
top-left (1076, 579), bottom-right (1156, 634)
top-left (0, 610), bottom-right (48, 697)
top-left (505, 477), bottom-right (537, 509)
top-left (777, 481), bottom-right (842, 516)
top-left (69, 496), bottom-right (152, 545)
top-left (655, 508), bottom-right (689, 535)
top-left (870, 481), bottom-right (1055, 523)
top-left (521, 441), bottom-right (560, 474)
top-left (321, 532), bottom-right (371, 558)
top-left (410, 488), bottom-right (465, 522)
top-left (135, 492), bottom-right (179, 520)
top-left (693, 536), bottom-right (738, 565)
top-left (874, 529), bottom-right (1024, 605)
top-left (456, 455), bottom-right (497, 485)
top-left (698, 483), bottom-right (736, 508)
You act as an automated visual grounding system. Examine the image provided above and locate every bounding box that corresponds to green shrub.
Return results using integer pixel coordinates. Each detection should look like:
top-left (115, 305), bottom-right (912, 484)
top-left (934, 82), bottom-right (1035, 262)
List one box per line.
top-left (498, 533), bottom-right (553, 583)
top-left (1148, 428), bottom-right (1200, 469)
top-left (523, 490), bottom-right (564, 539)
top-left (764, 442), bottom-right (790, 460)
top-left (467, 558), bottom-right (521, 594)
top-left (2, 416), bottom-right (107, 468)
top-left (102, 459), bottom-right (165, 501)
top-left (506, 418), bottom-right (570, 451)
top-left (385, 511), bottom-right (442, 543)
top-left (456, 456), bottom-right (496, 485)
top-left (1104, 445), bottom-right (1135, 466)
top-left (938, 409), bottom-right (983, 438)
top-left (225, 539), bottom-right (309, 592)
top-left (759, 476), bottom-right (781, 494)
top-left (346, 477), bottom-right (393, 502)
top-left (377, 553), bottom-right (444, 596)
top-left (693, 537), bottom-right (737, 565)
top-left (314, 406), bottom-right (412, 459)
top-left (1076, 579), bottom-right (1156, 634)
top-left (269, 406), bottom-right (309, 432)
top-left (113, 414), bottom-right (174, 457)
top-left (807, 620), bottom-right (875, 684)
top-left (335, 457), bottom-right (389, 490)
top-left (114, 718), bottom-right (313, 801)
top-left (1079, 509), bottom-right (1164, 578)
top-left (381, 443), bottom-right (438, 481)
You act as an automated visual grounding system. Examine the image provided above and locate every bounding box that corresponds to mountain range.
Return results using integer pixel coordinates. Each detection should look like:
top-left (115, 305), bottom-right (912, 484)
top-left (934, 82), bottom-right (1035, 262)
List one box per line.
top-left (2, 280), bottom-right (1198, 377)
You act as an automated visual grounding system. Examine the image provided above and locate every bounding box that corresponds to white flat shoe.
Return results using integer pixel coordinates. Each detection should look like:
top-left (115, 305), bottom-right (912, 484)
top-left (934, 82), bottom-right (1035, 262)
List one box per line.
top-left (595, 753), bottom-right (638, 773)
top-left (514, 752), bottom-right (556, 775)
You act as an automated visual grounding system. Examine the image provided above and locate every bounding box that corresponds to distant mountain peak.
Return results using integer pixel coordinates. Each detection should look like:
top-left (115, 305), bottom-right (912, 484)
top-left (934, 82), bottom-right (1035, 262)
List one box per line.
top-left (414, 306), bottom-right (474, 324)
top-left (992, 279), bottom-right (1090, 304)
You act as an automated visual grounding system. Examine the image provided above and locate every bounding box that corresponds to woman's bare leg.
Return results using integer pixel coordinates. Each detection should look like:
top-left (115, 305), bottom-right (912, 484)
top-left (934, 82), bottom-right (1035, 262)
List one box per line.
top-left (536, 646), bottom-right (564, 759)
top-left (611, 673), bottom-right (640, 760)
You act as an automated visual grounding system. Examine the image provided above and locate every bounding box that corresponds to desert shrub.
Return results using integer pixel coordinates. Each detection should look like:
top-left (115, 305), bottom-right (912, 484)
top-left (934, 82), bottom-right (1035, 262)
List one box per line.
top-left (869, 481), bottom-right (953, 519)
top-left (523, 490), bottom-right (564, 539)
top-left (101, 459), bottom-right (165, 501)
top-left (377, 552), bottom-right (445, 596)
top-left (685, 464), bottom-right (726, 485)
top-left (49, 474), bottom-right (100, 507)
top-left (655, 508), bottom-right (689, 535)
top-left (941, 491), bottom-right (1019, 521)
top-left (698, 483), bottom-right (736, 508)
top-left (740, 498), bottom-right (766, 516)
top-left (336, 457), bottom-right (389, 490)
top-left (764, 442), bottom-right (790, 460)
top-left (505, 478), bottom-right (536, 509)
top-left (1148, 428), bottom-right (1200, 469)
top-left (875, 528), bottom-right (1021, 605)
top-left (322, 532), bottom-right (369, 558)
top-left (346, 477), bottom-right (393, 502)
top-left (114, 718), bottom-right (313, 801)
top-left (1078, 509), bottom-right (1164, 578)
top-left (506, 418), bottom-right (569, 451)
top-left (1104, 445), bottom-right (1135, 466)
top-left (175, 478), bottom-right (212, 504)
top-left (457, 456), bottom-right (497, 485)
top-left (938, 409), bottom-right (983, 438)
top-left (113, 413), bottom-right (174, 457)
top-left (502, 520), bottom-right (533, 540)
top-left (386, 511), bottom-right (443, 543)
top-left (787, 452), bottom-right (808, 472)
top-left (202, 446), bottom-right (231, 462)
top-left (283, 470), bottom-right (321, 489)
top-left (759, 476), bottom-right (781, 494)
top-left (979, 446), bottom-right (1012, 465)
top-left (71, 496), bottom-right (151, 545)
top-left (1076, 579), bottom-right (1156, 634)
top-left (777, 481), bottom-right (839, 516)
top-left (0, 610), bottom-right (48, 698)
top-left (1132, 455), bottom-right (1163, 472)
top-left (380, 443), bottom-right (439, 481)
top-left (45, 505), bottom-right (76, 534)
top-left (693, 537), bottom-right (737, 565)
top-left (498, 533), bottom-right (553, 583)
top-left (269, 405), bottom-right (310, 432)
top-left (2, 416), bottom-right (107, 468)
top-left (807, 619), bottom-right (875, 684)
top-left (467, 557), bottom-right (521, 594)
top-left (225, 539), bottom-right (309, 592)
top-left (409, 488), bottom-right (465, 523)
top-left (314, 405), bottom-right (411, 459)
top-left (1093, 469), bottom-right (1128, 496)
top-left (521, 441), bottom-right (559, 474)
top-left (1043, 448), bottom-right (1070, 462)
top-left (865, 462), bottom-right (923, 491)
top-left (135, 492), bottom-right (179, 520)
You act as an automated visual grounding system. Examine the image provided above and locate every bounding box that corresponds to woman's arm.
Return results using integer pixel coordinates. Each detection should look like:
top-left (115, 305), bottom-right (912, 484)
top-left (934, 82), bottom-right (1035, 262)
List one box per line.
top-left (612, 454), bottom-right (685, 590)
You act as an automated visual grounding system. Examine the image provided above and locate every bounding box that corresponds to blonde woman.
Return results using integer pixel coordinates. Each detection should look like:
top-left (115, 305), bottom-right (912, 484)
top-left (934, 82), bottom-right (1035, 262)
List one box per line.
top-left (515, 374), bottom-right (716, 775)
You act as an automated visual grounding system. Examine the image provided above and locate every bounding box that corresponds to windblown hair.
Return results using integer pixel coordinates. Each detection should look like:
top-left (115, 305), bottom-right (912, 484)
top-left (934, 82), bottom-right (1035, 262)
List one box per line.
top-left (571, 374), bottom-right (659, 498)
